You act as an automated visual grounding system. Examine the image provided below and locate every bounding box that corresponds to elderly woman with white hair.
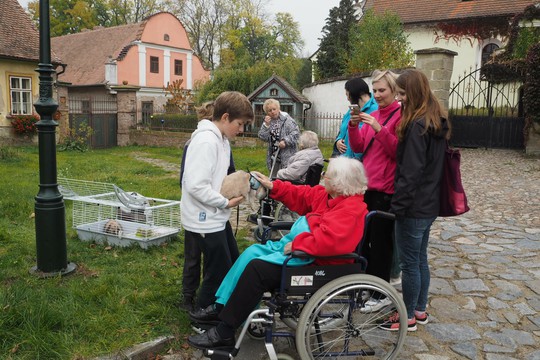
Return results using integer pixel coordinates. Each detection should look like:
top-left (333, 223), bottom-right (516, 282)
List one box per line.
top-left (276, 130), bottom-right (324, 183)
top-left (188, 157), bottom-right (369, 350)
top-left (258, 98), bottom-right (300, 176)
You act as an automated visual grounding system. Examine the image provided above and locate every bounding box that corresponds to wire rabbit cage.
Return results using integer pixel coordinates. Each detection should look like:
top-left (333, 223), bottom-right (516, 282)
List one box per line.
top-left (58, 178), bottom-right (181, 249)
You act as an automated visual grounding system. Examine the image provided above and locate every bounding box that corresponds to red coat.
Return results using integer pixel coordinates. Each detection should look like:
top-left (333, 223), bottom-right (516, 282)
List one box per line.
top-left (270, 180), bottom-right (368, 265)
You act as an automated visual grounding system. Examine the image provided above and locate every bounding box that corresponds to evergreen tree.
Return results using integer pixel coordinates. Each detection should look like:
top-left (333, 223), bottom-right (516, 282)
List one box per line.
top-left (346, 10), bottom-right (414, 74)
top-left (315, 0), bottom-right (357, 79)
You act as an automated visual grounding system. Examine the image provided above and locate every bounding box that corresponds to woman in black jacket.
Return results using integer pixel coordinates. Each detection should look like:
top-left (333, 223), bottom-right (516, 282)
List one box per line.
top-left (381, 69), bottom-right (450, 332)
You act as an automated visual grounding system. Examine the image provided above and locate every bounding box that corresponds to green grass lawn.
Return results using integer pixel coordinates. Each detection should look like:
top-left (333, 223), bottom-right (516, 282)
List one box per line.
top-left (0, 142), bottom-right (333, 359)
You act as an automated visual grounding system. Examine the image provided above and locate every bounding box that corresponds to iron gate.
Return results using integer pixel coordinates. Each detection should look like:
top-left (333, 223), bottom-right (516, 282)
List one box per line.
top-left (69, 95), bottom-right (118, 148)
top-left (448, 67), bottom-right (524, 149)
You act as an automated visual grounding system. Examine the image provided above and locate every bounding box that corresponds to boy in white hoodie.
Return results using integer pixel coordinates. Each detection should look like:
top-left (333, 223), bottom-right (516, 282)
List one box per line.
top-left (181, 91), bottom-right (253, 310)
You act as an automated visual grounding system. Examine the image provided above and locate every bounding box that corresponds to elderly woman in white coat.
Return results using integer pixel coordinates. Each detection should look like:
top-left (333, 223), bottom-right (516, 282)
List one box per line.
top-left (258, 98), bottom-right (300, 177)
top-left (277, 130), bottom-right (324, 183)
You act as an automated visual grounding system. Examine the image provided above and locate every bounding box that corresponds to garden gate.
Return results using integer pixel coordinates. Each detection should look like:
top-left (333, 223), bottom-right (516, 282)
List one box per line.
top-left (448, 67), bottom-right (524, 149)
top-left (69, 95), bottom-right (118, 148)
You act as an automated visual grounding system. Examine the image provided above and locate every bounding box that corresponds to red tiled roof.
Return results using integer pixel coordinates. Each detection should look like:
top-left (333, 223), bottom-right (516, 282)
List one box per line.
top-left (364, 0), bottom-right (535, 24)
top-left (51, 23), bottom-right (143, 85)
top-left (0, 0), bottom-right (61, 63)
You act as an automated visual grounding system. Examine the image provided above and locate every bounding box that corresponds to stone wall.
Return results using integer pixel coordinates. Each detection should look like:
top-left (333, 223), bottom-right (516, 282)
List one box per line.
top-left (129, 130), bottom-right (262, 148)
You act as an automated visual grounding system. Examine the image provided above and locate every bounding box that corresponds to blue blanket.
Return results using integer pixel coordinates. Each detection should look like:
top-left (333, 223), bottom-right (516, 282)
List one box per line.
top-left (215, 216), bottom-right (313, 305)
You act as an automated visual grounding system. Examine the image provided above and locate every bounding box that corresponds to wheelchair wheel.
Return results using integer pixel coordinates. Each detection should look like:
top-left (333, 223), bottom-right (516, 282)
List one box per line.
top-left (247, 320), bottom-right (267, 340)
top-left (274, 202), bottom-right (300, 238)
top-left (253, 226), bottom-right (265, 243)
top-left (296, 274), bottom-right (407, 359)
top-left (280, 295), bottom-right (349, 331)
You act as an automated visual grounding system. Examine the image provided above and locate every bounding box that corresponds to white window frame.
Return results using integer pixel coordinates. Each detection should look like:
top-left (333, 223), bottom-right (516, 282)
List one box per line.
top-left (9, 76), bottom-right (33, 115)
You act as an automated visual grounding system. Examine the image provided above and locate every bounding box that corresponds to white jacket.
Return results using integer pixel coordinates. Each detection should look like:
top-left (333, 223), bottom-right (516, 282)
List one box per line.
top-left (277, 147), bottom-right (324, 183)
top-left (180, 120), bottom-right (231, 233)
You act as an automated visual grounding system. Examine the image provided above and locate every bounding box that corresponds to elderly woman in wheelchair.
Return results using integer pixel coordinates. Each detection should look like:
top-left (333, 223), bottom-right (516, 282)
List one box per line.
top-left (188, 156), bottom-right (407, 359)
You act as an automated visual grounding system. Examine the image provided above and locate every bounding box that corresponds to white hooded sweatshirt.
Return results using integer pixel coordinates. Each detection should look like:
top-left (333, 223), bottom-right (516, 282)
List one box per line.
top-left (180, 119), bottom-right (231, 233)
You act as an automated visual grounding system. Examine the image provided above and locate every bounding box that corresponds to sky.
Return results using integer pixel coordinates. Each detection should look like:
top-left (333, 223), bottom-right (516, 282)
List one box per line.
top-left (17, 0), bottom-right (339, 56)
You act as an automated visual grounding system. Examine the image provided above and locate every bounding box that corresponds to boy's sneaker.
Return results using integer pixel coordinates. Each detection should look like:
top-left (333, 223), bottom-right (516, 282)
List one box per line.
top-left (415, 312), bottom-right (429, 325)
top-left (379, 312), bottom-right (417, 332)
top-left (360, 297), bottom-right (392, 313)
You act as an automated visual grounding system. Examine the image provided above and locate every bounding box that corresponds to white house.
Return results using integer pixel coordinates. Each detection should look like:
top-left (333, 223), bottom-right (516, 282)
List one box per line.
top-left (362, 0), bottom-right (535, 86)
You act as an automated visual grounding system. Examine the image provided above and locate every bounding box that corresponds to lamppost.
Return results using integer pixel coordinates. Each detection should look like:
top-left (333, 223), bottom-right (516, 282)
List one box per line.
top-left (30, 0), bottom-right (76, 277)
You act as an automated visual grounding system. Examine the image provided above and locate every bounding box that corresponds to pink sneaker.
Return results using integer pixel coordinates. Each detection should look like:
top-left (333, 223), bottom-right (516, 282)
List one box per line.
top-left (379, 312), bottom-right (417, 332)
top-left (415, 312), bottom-right (429, 325)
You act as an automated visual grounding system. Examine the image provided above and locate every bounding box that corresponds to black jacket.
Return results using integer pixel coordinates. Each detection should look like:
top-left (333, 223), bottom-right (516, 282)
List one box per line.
top-left (391, 117), bottom-right (448, 218)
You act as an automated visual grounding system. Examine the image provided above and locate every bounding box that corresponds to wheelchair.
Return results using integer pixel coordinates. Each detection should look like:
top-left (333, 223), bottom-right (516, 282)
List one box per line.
top-left (203, 211), bottom-right (407, 360)
top-left (252, 162), bottom-right (324, 243)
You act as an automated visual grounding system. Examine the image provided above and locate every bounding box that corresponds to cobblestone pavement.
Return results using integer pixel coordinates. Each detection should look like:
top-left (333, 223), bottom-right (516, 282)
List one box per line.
top-left (162, 148), bottom-right (540, 360)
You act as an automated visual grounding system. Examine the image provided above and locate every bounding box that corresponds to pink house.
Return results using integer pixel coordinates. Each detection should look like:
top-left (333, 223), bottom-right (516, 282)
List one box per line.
top-left (51, 12), bottom-right (209, 146)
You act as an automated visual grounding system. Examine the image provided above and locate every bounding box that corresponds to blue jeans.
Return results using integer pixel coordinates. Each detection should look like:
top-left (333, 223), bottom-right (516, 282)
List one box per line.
top-left (395, 217), bottom-right (436, 319)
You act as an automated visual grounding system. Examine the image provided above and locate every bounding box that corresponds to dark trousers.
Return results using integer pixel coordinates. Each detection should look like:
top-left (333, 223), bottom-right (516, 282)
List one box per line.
top-left (182, 230), bottom-right (204, 300)
top-left (219, 259), bottom-right (281, 329)
top-left (362, 190), bottom-right (394, 282)
top-left (187, 221), bottom-right (239, 308)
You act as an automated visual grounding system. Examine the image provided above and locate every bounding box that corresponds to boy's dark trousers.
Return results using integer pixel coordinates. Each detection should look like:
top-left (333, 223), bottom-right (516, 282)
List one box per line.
top-left (182, 231), bottom-right (203, 305)
top-left (361, 190), bottom-right (394, 283)
top-left (193, 221), bottom-right (239, 309)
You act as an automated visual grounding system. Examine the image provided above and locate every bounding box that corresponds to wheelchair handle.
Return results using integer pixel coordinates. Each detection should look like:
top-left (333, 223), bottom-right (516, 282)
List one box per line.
top-left (366, 210), bottom-right (395, 221)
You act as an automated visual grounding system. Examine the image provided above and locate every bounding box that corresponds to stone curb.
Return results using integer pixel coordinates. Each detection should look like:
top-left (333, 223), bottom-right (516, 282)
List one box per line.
top-left (93, 335), bottom-right (175, 360)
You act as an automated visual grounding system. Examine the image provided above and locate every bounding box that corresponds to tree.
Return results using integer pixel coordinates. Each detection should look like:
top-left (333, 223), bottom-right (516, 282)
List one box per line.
top-left (346, 10), bottom-right (414, 74)
top-left (28, 0), bottom-right (96, 36)
top-left (27, 0), bottom-right (165, 36)
top-left (195, 57), bottom-right (304, 102)
top-left (168, 0), bottom-right (228, 70)
top-left (315, 0), bottom-right (357, 79)
top-left (296, 58), bottom-right (313, 89)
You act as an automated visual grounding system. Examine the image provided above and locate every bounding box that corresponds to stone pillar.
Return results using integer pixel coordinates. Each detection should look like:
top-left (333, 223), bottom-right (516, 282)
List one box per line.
top-left (56, 84), bottom-right (69, 141)
top-left (415, 48), bottom-right (458, 110)
top-left (111, 85), bottom-right (140, 146)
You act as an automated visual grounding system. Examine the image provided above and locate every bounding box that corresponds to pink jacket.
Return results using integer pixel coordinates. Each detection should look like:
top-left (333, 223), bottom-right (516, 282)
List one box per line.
top-left (348, 101), bottom-right (401, 194)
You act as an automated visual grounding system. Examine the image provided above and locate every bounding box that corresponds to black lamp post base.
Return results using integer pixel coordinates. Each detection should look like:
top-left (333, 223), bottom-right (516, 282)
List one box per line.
top-left (29, 262), bottom-right (77, 278)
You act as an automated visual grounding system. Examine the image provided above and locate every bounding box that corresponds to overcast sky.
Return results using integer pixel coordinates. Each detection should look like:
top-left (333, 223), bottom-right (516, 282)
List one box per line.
top-left (17, 0), bottom-right (339, 56)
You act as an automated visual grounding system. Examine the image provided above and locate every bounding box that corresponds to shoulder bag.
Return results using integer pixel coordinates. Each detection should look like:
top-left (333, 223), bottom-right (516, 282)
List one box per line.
top-left (439, 142), bottom-right (470, 217)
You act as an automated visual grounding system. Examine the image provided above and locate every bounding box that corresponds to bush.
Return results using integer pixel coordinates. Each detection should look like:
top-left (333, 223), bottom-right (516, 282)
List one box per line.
top-left (59, 122), bottom-right (93, 152)
top-left (10, 115), bottom-right (39, 135)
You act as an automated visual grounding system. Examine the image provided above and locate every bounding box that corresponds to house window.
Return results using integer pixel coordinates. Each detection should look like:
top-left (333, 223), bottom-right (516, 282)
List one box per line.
top-left (150, 56), bottom-right (159, 73)
top-left (270, 88), bottom-right (278, 96)
top-left (481, 43), bottom-right (500, 66)
top-left (164, 34), bottom-right (170, 41)
top-left (9, 76), bottom-right (32, 115)
top-left (174, 60), bottom-right (183, 76)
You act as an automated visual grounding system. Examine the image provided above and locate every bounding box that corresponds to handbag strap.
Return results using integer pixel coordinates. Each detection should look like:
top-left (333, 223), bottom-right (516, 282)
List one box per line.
top-left (362, 107), bottom-right (399, 158)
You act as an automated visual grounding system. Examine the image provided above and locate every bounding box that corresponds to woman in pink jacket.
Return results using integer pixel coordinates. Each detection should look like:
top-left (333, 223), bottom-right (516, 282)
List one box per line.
top-left (348, 69), bottom-right (401, 312)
